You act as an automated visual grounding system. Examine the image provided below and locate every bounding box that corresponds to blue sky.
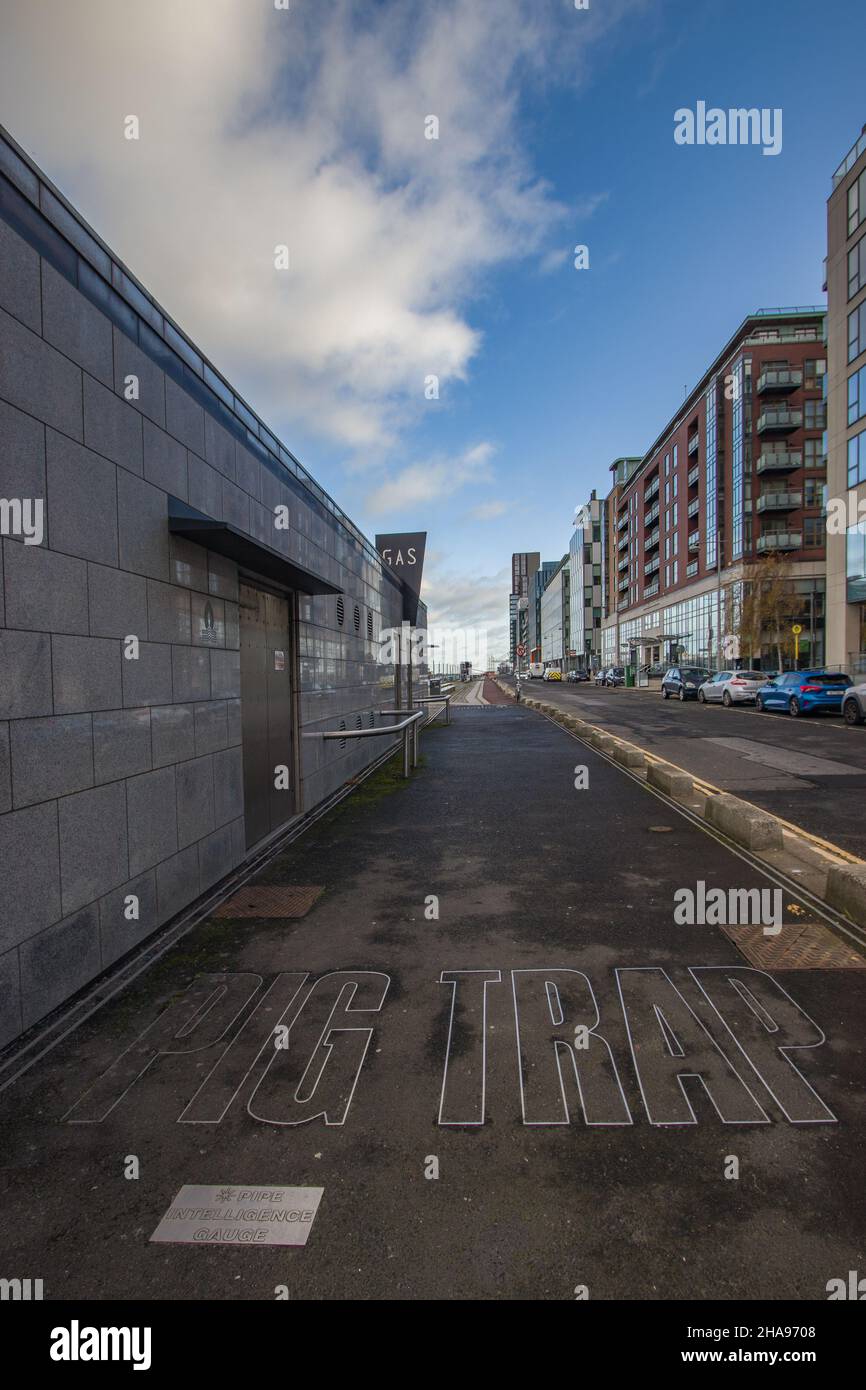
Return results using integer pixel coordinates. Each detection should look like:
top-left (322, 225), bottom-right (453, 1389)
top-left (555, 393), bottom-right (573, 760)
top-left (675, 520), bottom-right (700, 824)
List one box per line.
top-left (3, 0), bottom-right (866, 656)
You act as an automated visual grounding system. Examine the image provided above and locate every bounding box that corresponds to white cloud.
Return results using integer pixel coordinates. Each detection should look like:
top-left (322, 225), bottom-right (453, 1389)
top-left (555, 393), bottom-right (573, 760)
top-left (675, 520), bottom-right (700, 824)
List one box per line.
top-left (422, 564), bottom-right (512, 659)
top-left (365, 441), bottom-right (495, 516)
top-left (468, 499), bottom-right (510, 521)
top-left (0, 0), bottom-right (640, 456)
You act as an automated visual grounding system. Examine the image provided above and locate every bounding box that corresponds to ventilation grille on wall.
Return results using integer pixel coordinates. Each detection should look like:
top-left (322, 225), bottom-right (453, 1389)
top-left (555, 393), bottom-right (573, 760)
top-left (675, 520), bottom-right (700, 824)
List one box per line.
top-left (354, 603), bottom-right (361, 632)
top-left (339, 718), bottom-right (346, 750)
top-left (336, 596), bottom-right (345, 626)
top-left (367, 610), bottom-right (373, 640)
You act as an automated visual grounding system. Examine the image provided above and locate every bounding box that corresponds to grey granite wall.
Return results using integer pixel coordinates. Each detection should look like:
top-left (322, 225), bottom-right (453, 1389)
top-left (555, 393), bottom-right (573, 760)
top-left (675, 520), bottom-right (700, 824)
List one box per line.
top-left (0, 131), bottom-right (416, 1046)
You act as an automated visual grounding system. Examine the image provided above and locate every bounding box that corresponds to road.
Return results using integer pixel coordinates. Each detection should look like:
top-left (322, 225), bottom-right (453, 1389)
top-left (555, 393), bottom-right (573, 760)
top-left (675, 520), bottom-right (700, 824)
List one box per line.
top-left (516, 678), bottom-right (866, 856)
top-left (1, 700), bottom-right (864, 1301)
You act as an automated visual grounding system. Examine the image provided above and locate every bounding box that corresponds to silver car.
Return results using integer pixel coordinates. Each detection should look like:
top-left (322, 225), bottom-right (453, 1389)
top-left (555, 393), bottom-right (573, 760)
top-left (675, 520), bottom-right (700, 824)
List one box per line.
top-left (698, 670), bottom-right (770, 706)
top-left (842, 680), bottom-right (866, 726)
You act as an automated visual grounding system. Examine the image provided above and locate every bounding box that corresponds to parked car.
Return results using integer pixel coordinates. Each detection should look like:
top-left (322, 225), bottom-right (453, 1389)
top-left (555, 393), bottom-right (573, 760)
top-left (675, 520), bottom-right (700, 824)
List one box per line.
top-left (594, 668), bottom-right (609, 686)
top-left (661, 665), bottom-right (710, 700)
top-left (566, 669), bottom-right (590, 683)
top-left (605, 667), bottom-right (625, 687)
top-left (755, 670), bottom-right (853, 717)
top-left (842, 679), bottom-right (866, 725)
top-left (698, 670), bottom-right (771, 706)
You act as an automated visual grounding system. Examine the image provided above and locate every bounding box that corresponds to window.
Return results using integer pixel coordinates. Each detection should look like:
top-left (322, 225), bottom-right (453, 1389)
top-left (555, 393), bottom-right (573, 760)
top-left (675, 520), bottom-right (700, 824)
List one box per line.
top-left (665, 481), bottom-right (670, 504)
top-left (849, 233), bottom-right (866, 298)
top-left (804, 399), bottom-right (826, 429)
top-left (673, 444), bottom-right (679, 468)
top-left (804, 516), bottom-right (825, 547)
top-left (848, 520), bottom-right (866, 602)
top-left (664, 453), bottom-right (670, 475)
top-left (665, 538), bottom-right (670, 559)
top-left (804, 478), bottom-right (825, 507)
top-left (673, 560), bottom-right (679, 584)
top-left (673, 531), bottom-right (679, 556)
top-left (849, 364), bottom-right (866, 425)
top-left (673, 473), bottom-right (679, 498)
top-left (849, 167), bottom-right (866, 237)
top-left (848, 427), bottom-right (866, 487)
top-left (803, 359), bottom-right (826, 389)
top-left (804, 437), bottom-right (825, 469)
top-left (673, 502), bottom-right (679, 527)
top-left (850, 302), bottom-right (866, 363)
top-left (665, 565), bottom-right (670, 586)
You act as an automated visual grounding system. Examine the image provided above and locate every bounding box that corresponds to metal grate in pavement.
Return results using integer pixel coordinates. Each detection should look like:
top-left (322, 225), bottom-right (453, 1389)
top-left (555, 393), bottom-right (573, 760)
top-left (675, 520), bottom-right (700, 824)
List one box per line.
top-left (721, 919), bottom-right (866, 969)
top-left (212, 885), bottom-right (324, 919)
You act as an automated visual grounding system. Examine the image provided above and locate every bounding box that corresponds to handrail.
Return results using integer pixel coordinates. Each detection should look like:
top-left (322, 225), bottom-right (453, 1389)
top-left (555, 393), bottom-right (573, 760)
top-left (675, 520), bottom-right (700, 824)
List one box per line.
top-left (304, 708), bottom-right (426, 778)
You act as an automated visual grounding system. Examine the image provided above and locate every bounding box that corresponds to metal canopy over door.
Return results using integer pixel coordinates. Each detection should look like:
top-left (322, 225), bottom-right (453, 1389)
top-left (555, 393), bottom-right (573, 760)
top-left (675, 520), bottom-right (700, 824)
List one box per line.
top-left (239, 581), bottom-right (295, 848)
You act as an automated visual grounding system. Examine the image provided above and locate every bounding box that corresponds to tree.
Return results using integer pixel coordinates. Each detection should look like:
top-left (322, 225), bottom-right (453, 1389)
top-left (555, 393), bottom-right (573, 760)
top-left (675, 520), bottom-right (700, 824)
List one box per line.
top-left (736, 552), bottom-right (801, 669)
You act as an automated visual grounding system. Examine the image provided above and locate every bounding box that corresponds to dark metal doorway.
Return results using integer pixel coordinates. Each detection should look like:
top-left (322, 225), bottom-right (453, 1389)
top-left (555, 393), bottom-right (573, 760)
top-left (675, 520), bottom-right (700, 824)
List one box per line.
top-left (239, 581), bottom-right (295, 849)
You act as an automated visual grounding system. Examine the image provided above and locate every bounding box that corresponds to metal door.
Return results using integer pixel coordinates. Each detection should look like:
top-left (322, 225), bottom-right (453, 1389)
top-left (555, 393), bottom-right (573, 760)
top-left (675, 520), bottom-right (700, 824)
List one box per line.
top-left (239, 582), bottom-right (294, 848)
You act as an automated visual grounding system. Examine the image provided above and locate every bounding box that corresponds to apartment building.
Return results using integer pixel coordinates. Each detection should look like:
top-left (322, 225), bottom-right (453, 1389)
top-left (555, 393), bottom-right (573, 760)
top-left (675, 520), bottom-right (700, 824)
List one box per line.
top-left (568, 492), bottom-right (603, 671)
top-left (826, 125), bottom-right (866, 673)
top-left (509, 550), bottom-right (540, 665)
top-left (601, 308), bottom-right (827, 671)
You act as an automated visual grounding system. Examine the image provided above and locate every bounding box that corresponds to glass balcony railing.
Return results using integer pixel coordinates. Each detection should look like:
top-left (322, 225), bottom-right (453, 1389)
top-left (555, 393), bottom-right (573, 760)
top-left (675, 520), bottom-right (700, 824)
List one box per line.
top-left (644, 501), bottom-right (660, 528)
top-left (688, 434), bottom-right (699, 455)
top-left (756, 449), bottom-right (801, 473)
top-left (688, 464), bottom-right (700, 487)
top-left (688, 529), bottom-right (700, 549)
top-left (756, 491), bottom-right (802, 513)
top-left (757, 531), bottom-right (803, 552)
top-left (757, 408), bottom-right (802, 433)
top-left (756, 368), bottom-right (802, 394)
top-left (644, 528), bottom-right (660, 552)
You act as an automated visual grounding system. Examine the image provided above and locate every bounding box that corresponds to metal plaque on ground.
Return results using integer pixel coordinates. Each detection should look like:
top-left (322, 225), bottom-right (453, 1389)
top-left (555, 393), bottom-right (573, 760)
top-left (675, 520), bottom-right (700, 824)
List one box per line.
top-left (150, 1185), bottom-right (324, 1246)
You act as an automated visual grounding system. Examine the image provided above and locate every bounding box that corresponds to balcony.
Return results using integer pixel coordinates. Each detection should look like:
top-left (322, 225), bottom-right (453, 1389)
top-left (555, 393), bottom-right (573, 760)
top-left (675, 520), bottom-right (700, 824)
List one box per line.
top-left (756, 490), bottom-right (802, 513)
top-left (688, 529), bottom-right (700, 550)
top-left (686, 560), bottom-right (698, 578)
top-left (687, 433), bottom-right (699, 455)
top-left (618, 555), bottom-right (629, 572)
top-left (644, 501), bottom-right (660, 528)
top-left (644, 555), bottom-right (660, 577)
top-left (756, 448), bottom-right (801, 474)
top-left (688, 464), bottom-right (700, 487)
top-left (644, 476), bottom-right (660, 503)
top-left (756, 368), bottom-right (802, 395)
top-left (757, 407), bottom-right (802, 434)
top-left (687, 496), bottom-right (700, 518)
top-left (644, 578), bottom-right (660, 598)
top-left (644, 528), bottom-right (660, 552)
top-left (757, 531), bottom-right (803, 553)
top-left (618, 575), bottom-right (629, 593)
top-left (618, 532), bottom-right (629, 552)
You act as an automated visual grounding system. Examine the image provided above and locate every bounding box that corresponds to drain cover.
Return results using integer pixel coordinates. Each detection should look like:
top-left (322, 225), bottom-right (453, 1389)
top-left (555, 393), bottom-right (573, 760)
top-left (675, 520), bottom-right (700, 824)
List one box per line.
top-left (213, 885), bottom-right (324, 919)
top-left (721, 920), bottom-right (866, 970)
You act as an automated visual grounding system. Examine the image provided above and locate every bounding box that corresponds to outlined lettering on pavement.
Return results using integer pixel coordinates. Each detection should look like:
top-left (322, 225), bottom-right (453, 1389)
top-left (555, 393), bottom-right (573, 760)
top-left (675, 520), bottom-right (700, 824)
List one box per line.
top-left (510, 969), bottom-right (632, 1126)
top-left (63, 964), bottom-right (836, 1129)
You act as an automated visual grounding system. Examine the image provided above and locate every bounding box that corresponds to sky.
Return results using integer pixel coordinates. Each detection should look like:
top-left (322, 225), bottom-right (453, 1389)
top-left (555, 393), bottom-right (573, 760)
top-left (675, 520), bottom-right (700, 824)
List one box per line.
top-left (2, 0), bottom-right (866, 660)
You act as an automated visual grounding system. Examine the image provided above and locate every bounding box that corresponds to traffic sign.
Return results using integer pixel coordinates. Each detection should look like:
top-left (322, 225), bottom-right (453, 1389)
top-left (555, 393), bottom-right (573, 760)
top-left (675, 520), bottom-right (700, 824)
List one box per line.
top-left (792, 624), bottom-right (802, 635)
top-left (516, 644), bottom-right (526, 657)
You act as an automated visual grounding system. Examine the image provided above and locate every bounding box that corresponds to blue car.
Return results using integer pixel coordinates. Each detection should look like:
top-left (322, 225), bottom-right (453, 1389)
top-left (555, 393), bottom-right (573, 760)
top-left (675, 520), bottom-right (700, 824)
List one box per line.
top-left (755, 670), bottom-right (853, 718)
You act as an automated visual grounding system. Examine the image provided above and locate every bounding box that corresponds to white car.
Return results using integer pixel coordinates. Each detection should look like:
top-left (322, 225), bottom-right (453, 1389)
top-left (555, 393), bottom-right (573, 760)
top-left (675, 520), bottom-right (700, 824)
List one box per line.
top-left (698, 670), bottom-right (770, 706)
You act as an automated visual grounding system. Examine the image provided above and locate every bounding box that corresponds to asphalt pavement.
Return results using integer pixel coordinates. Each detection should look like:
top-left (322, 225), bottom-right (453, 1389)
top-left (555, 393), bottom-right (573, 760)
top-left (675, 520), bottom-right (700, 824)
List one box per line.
top-left (1, 702), bottom-right (864, 1300)
top-left (518, 678), bottom-right (866, 855)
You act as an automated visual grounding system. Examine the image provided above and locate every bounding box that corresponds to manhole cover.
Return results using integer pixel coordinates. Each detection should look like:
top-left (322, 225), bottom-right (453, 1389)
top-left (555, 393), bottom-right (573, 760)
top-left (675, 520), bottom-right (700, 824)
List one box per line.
top-left (213, 885), bottom-right (324, 919)
top-left (721, 919), bottom-right (866, 970)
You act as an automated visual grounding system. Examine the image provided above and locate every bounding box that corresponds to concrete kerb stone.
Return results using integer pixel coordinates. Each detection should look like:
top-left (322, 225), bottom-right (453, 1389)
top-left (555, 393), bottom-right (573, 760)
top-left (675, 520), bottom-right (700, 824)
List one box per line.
top-left (646, 760), bottom-right (695, 800)
top-left (826, 861), bottom-right (866, 928)
top-left (704, 791), bottom-right (784, 853)
top-left (611, 742), bottom-right (647, 770)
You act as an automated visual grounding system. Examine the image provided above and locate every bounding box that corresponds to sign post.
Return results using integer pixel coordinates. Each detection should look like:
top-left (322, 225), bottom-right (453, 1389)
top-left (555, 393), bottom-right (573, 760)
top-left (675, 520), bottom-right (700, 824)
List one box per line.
top-left (792, 623), bottom-right (802, 665)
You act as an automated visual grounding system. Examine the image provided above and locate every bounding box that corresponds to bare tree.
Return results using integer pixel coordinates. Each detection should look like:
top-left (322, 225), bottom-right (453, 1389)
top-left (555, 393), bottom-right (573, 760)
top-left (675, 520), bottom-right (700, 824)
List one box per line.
top-left (736, 552), bottom-right (800, 669)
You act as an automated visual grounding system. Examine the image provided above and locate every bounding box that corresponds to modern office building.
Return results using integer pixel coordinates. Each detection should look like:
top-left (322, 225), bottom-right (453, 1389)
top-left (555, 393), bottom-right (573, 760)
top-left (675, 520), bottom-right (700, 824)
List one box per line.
top-left (826, 124), bottom-right (866, 674)
top-left (540, 555), bottom-right (569, 671)
top-left (601, 308), bottom-right (827, 671)
top-left (528, 560), bottom-right (558, 663)
top-left (568, 492), bottom-right (603, 671)
top-left (0, 125), bottom-right (425, 1046)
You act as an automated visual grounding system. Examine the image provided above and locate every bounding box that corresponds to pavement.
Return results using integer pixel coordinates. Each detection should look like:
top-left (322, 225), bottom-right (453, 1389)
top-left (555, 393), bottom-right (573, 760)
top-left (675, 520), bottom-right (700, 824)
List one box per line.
top-left (1, 702), bottom-right (864, 1301)
top-left (515, 677), bottom-right (866, 856)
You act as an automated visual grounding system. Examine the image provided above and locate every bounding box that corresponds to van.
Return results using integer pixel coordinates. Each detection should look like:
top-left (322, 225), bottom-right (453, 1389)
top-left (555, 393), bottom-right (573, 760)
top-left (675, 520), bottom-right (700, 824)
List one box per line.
top-left (528, 662), bottom-right (544, 679)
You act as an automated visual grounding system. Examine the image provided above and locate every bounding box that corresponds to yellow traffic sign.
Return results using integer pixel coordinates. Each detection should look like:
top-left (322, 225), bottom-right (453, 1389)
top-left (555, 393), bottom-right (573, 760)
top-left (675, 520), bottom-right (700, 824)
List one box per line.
top-left (792, 624), bottom-right (802, 635)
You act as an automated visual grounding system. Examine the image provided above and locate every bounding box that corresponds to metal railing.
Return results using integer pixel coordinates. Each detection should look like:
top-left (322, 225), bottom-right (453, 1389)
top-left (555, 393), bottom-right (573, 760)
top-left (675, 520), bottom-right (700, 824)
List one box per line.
top-left (305, 707), bottom-right (426, 778)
